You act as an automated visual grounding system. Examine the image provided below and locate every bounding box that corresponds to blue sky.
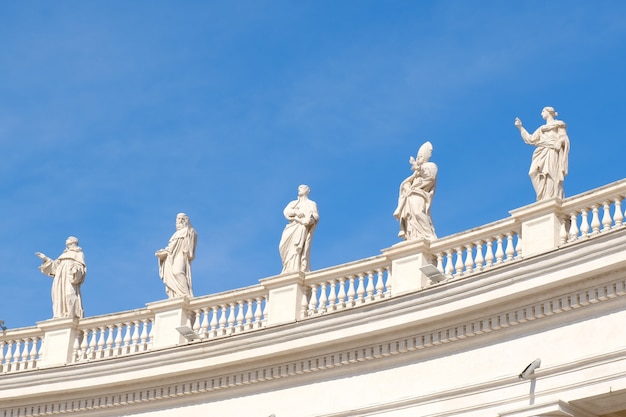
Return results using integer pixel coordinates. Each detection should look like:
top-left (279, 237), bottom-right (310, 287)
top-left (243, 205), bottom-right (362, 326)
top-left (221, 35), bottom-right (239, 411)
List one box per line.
top-left (1, 1), bottom-right (625, 329)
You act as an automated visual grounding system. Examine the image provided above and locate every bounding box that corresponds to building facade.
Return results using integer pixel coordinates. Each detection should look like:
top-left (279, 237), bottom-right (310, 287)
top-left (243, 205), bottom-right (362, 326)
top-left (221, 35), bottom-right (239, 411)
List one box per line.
top-left (2, 180), bottom-right (626, 417)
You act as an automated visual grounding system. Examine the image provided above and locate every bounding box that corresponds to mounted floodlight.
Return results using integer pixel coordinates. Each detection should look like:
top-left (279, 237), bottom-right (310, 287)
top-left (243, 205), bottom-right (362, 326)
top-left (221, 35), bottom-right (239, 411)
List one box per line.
top-left (176, 326), bottom-right (199, 341)
top-left (519, 358), bottom-right (541, 380)
top-left (420, 264), bottom-right (444, 283)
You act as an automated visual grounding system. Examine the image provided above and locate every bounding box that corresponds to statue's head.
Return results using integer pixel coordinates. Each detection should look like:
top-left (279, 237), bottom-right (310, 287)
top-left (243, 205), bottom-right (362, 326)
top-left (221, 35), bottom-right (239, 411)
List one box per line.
top-left (542, 106), bottom-right (557, 119)
top-left (297, 184), bottom-right (311, 197)
top-left (66, 236), bottom-right (79, 248)
top-left (176, 213), bottom-right (190, 229)
top-left (416, 141), bottom-right (433, 164)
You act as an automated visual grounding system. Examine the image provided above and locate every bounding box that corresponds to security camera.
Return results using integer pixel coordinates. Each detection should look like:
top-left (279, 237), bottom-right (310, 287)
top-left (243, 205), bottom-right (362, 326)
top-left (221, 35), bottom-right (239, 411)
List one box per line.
top-left (519, 358), bottom-right (541, 380)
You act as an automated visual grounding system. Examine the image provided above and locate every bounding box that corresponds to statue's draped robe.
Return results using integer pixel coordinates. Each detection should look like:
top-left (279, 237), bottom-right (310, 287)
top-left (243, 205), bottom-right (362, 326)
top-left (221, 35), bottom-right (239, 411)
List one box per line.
top-left (393, 162), bottom-right (437, 241)
top-left (158, 226), bottom-right (197, 298)
top-left (279, 198), bottom-right (319, 274)
top-left (39, 248), bottom-right (86, 318)
top-left (524, 120), bottom-right (569, 200)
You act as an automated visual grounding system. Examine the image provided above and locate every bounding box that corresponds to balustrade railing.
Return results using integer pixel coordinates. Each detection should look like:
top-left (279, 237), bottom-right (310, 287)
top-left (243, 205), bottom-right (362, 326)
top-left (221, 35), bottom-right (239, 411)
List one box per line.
top-left (3, 179), bottom-right (626, 374)
top-left (187, 285), bottom-right (268, 340)
top-left (430, 218), bottom-right (522, 280)
top-left (303, 256), bottom-right (391, 316)
top-left (0, 327), bottom-right (43, 374)
top-left (560, 181), bottom-right (626, 244)
top-left (73, 310), bottom-right (154, 363)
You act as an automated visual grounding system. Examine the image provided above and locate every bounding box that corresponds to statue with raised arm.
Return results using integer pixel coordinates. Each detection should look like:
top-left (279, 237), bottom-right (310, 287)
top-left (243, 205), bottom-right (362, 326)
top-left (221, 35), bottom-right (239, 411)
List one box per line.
top-left (155, 213), bottom-right (197, 299)
top-left (393, 141), bottom-right (437, 241)
top-left (35, 236), bottom-right (86, 319)
top-left (515, 106), bottom-right (570, 200)
top-left (279, 184), bottom-right (319, 274)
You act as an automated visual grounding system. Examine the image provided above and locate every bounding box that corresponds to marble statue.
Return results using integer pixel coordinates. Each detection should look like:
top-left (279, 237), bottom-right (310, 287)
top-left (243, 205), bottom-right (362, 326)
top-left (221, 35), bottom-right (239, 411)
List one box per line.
top-left (156, 213), bottom-right (197, 299)
top-left (35, 236), bottom-right (87, 319)
top-left (393, 141), bottom-right (437, 241)
top-left (515, 107), bottom-right (570, 200)
top-left (279, 184), bottom-right (319, 274)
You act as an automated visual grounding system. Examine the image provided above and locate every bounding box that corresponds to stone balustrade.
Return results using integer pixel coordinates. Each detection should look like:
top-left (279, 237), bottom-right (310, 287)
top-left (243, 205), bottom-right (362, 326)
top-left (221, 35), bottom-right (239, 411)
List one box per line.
top-left (0, 326), bottom-right (43, 373)
top-left (2, 179), bottom-right (626, 375)
top-left (430, 218), bottom-right (521, 280)
top-left (186, 285), bottom-right (268, 340)
top-left (560, 179), bottom-right (626, 244)
top-left (303, 255), bottom-right (391, 316)
top-left (73, 309), bottom-right (154, 363)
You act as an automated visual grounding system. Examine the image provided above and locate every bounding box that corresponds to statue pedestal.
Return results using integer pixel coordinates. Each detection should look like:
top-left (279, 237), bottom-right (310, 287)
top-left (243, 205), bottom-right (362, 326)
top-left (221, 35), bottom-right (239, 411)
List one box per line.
top-left (260, 272), bottom-right (306, 327)
top-left (510, 198), bottom-right (563, 258)
top-left (382, 239), bottom-right (433, 296)
top-left (146, 297), bottom-right (191, 349)
top-left (37, 317), bottom-right (80, 368)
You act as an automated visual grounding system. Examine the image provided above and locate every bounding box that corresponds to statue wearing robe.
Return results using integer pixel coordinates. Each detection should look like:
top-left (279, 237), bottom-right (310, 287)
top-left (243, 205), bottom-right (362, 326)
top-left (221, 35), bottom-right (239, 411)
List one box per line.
top-left (36, 236), bottom-right (86, 319)
top-left (156, 213), bottom-right (197, 298)
top-left (279, 185), bottom-right (319, 274)
top-left (394, 141), bottom-right (437, 241)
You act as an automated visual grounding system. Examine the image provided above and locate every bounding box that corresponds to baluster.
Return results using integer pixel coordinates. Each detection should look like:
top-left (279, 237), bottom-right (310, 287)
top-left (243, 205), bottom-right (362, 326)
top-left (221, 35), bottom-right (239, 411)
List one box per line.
top-left (560, 217), bottom-right (568, 245)
top-left (590, 205), bottom-right (601, 235)
top-left (356, 273), bottom-right (365, 304)
top-left (328, 279), bottom-right (337, 310)
top-left (515, 234), bottom-right (522, 258)
top-left (96, 326), bottom-right (106, 359)
top-left (190, 308), bottom-right (200, 336)
top-left (614, 198), bottom-right (624, 228)
top-left (318, 282), bottom-right (328, 312)
top-left (254, 298), bottom-right (263, 327)
top-left (30, 337), bottom-right (40, 367)
top-left (71, 334), bottom-right (80, 363)
top-left (78, 329), bottom-right (88, 360)
top-left (365, 272), bottom-right (375, 301)
top-left (505, 233), bottom-right (515, 261)
top-left (227, 303), bottom-right (236, 334)
top-left (580, 209), bottom-right (590, 237)
top-left (210, 306), bottom-right (219, 336)
top-left (114, 324), bottom-right (123, 356)
top-left (474, 241), bottom-right (484, 271)
top-left (601, 200), bottom-right (612, 231)
top-left (346, 276), bottom-right (356, 306)
top-left (139, 320), bottom-right (149, 351)
top-left (464, 244), bottom-right (474, 274)
top-left (131, 321), bottom-right (140, 353)
top-left (0, 341), bottom-right (5, 372)
top-left (494, 235), bottom-right (505, 264)
top-left (336, 277), bottom-right (346, 309)
top-left (245, 301), bottom-right (254, 330)
top-left (484, 239), bottom-right (494, 267)
top-left (436, 252), bottom-right (445, 274)
top-left (147, 319), bottom-right (154, 348)
top-left (17, 339), bottom-right (26, 369)
top-left (218, 305), bottom-right (228, 335)
top-left (262, 296), bottom-right (269, 324)
top-left (445, 250), bottom-right (454, 277)
top-left (454, 247), bottom-right (464, 276)
top-left (88, 327), bottom-right (97, 359)
top-left (568, 212), bottom-right (579, 242)
top-left (308, 285), bottom-right (318, 315)
top-left (375, 269), bottom-right (385, 298)
top-left (236, 301), bottom-right (245, 332)
top-left (199, 308), bottom-right (209, 338)
top-left (122, 324), bottom-right (132, 355)
top-left (5, 340), bottom-right (14, 371)
top-left (106, 325), bottom-right (115, 357)
top-left (200, 307), bottom-right (210, 336)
